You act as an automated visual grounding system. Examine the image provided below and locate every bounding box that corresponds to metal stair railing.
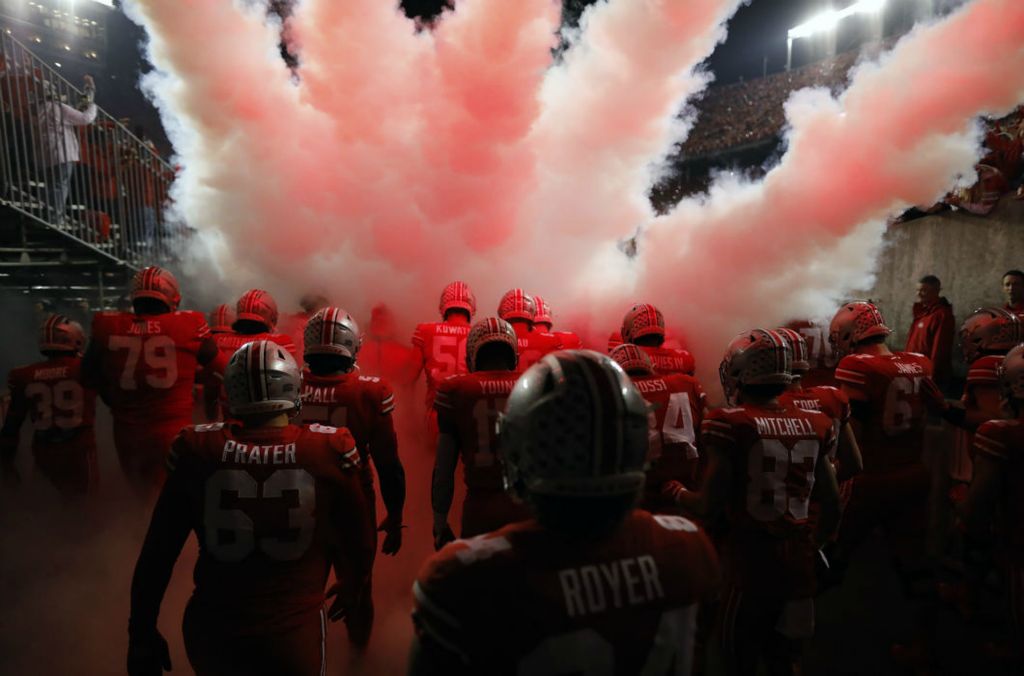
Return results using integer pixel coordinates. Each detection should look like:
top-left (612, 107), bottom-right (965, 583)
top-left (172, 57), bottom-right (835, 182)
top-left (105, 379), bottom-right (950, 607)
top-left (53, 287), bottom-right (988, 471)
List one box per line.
top-left (0, 31), bottom-right (186, 270)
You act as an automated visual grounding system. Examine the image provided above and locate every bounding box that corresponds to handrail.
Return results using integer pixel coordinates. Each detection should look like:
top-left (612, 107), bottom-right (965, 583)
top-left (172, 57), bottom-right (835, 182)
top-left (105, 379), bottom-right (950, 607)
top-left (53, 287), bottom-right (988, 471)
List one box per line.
top-left (0, 31), bottom-right (186, 269)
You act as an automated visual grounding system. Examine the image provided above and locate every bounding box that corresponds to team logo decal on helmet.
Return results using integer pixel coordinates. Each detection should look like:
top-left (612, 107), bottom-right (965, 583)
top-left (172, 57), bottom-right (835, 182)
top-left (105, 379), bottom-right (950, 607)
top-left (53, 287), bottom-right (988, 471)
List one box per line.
top-left (621, 303), bottom-right (665, 344)
top-left (236, 289), bottom-right (279, 330)
top-left (208, 304), bottom-right (236, 333)
top-left (609, 343), bottom-right (654, 376)
top-left (465, 317), bottom-right (518, 372)
top-left (224, 340), bottom-right (302, 416)
top-left (828, 301), bottom-right (891, 359)
top-left (131, 266), bottom-right (181, 311)
top-left (38, 314), bottom-right (85, 354)
top-left (719, 329), bottom-right (793, 405)
top-left (776, 327), bottom-right (810, 374)
top-left (532, 295), bottom-right (553, 328)
top-left (439, 281), bottom-right (476, 320)
top-left (999, 344), bottom-right (1024, 401)
top-left (960, 307), bottom-right (1022, 364)
top-left (498, 289), bottom-right (536, 323)
top-left (304, 307), bottom-right (362, 361)
top-left (498, 350), bottom-right (649, 499)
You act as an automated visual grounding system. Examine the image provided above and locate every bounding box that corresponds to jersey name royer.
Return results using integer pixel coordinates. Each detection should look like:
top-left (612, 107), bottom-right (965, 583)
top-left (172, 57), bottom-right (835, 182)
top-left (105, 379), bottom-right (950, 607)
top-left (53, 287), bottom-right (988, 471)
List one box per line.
top-left (753, 416), bottom-right (815, 437)
top-left (558, 555), bottom-right (665, 618)
top-left (221, 440), bottom-right (297, 465)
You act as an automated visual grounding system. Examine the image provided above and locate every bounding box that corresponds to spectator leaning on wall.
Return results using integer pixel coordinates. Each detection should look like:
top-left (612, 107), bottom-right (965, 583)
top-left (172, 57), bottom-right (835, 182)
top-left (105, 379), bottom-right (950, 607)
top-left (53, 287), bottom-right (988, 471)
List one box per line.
top-left (906, 274), bottom-right (955, 385)
top-left (34, 74), bottom-right (97, 224)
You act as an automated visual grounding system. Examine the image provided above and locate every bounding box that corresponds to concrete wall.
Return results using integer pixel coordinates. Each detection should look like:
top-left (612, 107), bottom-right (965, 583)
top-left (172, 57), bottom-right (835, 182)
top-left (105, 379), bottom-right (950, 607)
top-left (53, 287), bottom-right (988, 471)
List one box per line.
top-left (865, 198), bottom-right (1024, 377)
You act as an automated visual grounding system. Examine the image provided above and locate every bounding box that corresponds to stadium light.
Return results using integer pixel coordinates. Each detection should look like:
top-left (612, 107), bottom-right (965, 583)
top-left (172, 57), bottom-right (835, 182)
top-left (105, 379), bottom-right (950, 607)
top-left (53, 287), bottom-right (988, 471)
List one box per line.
top-left (786, 0), bottom-right (887, 69)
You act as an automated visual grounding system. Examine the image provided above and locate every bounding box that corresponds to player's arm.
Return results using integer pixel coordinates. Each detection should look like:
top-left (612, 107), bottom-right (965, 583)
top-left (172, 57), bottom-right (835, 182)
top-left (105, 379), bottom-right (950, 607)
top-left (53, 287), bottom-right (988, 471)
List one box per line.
top-left (811, 447), bottom-right (841, 547)
top-left (326, 470), bottom-right (376, 622)
top-left (835, 421), bottom-right (863, 482)
top-left (965, 385), bottom-right (1003, 429)
top-left (431, 399), bottom-right (459, 550)
top-left (196, 335), bottom-right (218, 366)
top-left (961, 453), bottom-right (1003, 537)
top-left (0, 378), bottom-right (27, 483)
top-left (698, 438), bottom-right (734, 522)
top-left (202, 369), bottom-right (223, 422)
top-left (127, 441), bottom-right (192, 674)
top-left (79, 339), bottom-right (110, 405)
top-left (371, 387), bottom-right (406, 555)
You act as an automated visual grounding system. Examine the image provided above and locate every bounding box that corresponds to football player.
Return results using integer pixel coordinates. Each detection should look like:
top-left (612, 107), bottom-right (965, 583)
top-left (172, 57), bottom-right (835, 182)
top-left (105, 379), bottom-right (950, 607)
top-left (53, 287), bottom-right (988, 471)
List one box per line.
top-left (609, 343), bottom-right (706, 515)
top-left (700, 329), bottom-right (840, 676)
top-left (203, 289), bottom-right (298, 421)
top-left (964, 344), bottom-right (1024, 661)
top-left (776, 327), bottom-right (862, 483)
top-left (299, 307), bottom-right (406, 648)
top-left (784, 319), bottom-right (837, 387)
top-left (207, 303), bottom-right (235, 335)
top-left (127, 341), bottom-right (374, 676)
top-left (411, 281), bottom-right (475, 435)
top-left (531, 295), bottom-right (582, 349)
top-left (619, 303), bottom-right (696, 377)
top-left (359, 303), bottom-right (423, 442)
top-left (946, 308), bottom-right (1022, 492)
top-left (83, 266), bottom-right (217, 494)
top-left (410, 351), bottom-right (720, 675)
top-left (197, 304), bottom-right (235, 421)
top-left (828, 301), bottom-right (947, 657)
top-left (1, 314), bottom-right (98, 497)
top-left (498, 288), bottom-right (561, 372)
top-left (432, 318), bottom-right (527, 550)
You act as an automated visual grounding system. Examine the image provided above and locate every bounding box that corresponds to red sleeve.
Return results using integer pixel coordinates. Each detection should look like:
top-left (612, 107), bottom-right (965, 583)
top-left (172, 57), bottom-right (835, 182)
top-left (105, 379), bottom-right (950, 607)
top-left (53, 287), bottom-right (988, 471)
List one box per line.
top-left (328, 432), bottom-right (376, 598)
top-left (931, 307), bottom-right (955, 381)
top-left (834, 356), bottom-right (871, 402)
top-left (369, 380), bottom-right (404, 521)
top-left (973, 421), bottom-right (1009, 461)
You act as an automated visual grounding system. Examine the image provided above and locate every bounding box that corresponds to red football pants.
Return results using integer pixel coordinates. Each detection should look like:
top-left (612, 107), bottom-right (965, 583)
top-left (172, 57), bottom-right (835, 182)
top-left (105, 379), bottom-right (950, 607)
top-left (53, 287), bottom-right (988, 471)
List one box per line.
top-left (183, 604), bottom-right (326, 676)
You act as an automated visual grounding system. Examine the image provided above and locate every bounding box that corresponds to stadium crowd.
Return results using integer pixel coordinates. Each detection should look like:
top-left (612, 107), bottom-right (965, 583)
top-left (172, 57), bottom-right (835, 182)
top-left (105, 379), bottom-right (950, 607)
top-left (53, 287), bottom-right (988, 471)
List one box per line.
top-left (3, 265), bottom-right (1024, 675)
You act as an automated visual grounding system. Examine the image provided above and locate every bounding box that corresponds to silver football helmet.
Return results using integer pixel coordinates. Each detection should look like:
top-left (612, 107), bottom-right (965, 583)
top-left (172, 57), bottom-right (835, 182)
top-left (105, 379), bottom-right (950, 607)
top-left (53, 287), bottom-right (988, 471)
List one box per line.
top-left (224, 340), bottom-right (302, 416)
top-left (304, 306), bottom-right (362, 361)
top-left (719, 329), bottom-right (793, 405)
top-left (498, 350), bottom-right (649, 499)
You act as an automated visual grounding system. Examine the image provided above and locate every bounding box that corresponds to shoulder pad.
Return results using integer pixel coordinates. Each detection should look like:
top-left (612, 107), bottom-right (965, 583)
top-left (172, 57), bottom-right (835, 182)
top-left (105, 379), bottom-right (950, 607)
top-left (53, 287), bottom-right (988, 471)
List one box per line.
top-left (653, 514), bottom-right (699, 533)
top-left (451, 533), bottom-right (513, 566)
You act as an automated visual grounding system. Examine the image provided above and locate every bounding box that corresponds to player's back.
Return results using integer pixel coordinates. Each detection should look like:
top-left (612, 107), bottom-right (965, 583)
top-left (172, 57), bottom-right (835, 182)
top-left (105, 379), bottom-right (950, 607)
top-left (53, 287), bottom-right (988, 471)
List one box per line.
top-left (779, 385), bottom-right (850, 451)
top-left (412, 321), bottom-right (471, 403)
top-left (169, 421), bottom-right (366, 633)
top-left (974, 418), bottom-right (1024, 564)
top-left (631, 373), bottom-right (706, 507)
top-left (702, 402), bottom-right (834, 597)
top-left (640, 345), bottom-right (696, 377)
top-left (515, 331), bottom-right (563, 373)
top-left (7, 354), bottom-right (96, 449)
top-left (786, 319), bottom-right (837, 387)
top-left (299, 370), bottom-right (394, 481)
top-left (434, 371), bottom-right (518, 494)
top-left (212, 329), bottom-right (296, 364)
top-left (414, 510), bottom-right (718, 675)
top-left (834, 351), bottom-right (937, 472)
top-left (91, 310), bottom-right (210, 425)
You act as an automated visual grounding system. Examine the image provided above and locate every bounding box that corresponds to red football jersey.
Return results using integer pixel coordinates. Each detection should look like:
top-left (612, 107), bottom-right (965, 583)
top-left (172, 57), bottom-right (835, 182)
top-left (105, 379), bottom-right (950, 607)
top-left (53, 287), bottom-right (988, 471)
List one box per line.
top-left (413, 511), bottom-right (719, 674)
top-left (434, 371), bottom-right (518, 495)
top-left (299, 370), bottom-right (396, 485)
top-left (834, 352), bottom-right (940, 472)
top-left (786, 319), bottom-right (837, 387)
top-left (90, 310), bottom-right (210, 425)
top-left (630, 373), bottom-right (706, 508)
top-left (702, 403), bottom-right (835, 597)
top-left (973, 419), bottom-right (1024, 563)
top-left (778, 385), bottom-right (850, 460)
top-left (130, 422), bottom-right (374, 636)
top-left (4, 355), bottom-right (97, 449)
top-left (516, 331), bottom-right (563, 373)
top-left (210, 330), bottom-right (297, 369)
top-left (412, 321), bottom-right (472, 407)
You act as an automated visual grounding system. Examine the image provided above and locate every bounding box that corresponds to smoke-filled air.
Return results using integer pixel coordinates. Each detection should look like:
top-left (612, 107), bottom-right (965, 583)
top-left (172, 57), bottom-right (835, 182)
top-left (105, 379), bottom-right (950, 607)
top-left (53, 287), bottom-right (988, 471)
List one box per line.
top-left (124, 0), bottom-right (1024, 378)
